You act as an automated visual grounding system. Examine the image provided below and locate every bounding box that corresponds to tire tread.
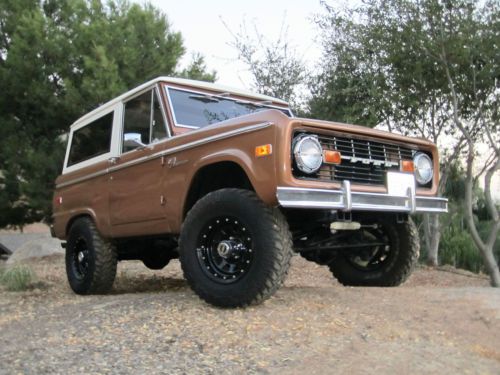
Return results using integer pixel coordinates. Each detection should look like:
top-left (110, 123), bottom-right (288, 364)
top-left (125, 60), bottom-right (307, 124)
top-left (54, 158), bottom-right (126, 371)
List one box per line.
top-left (329, 218), bottom-right (419, 287)
top-left (180, 189), bottom-right (293, 307)
top-left (67, 217), bottom-right (117, 294)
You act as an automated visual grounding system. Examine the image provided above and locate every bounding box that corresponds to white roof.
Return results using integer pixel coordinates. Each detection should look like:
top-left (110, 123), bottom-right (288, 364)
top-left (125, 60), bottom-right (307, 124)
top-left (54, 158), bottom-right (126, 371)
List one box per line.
top-left (72, 76), bottom-right (289, 127)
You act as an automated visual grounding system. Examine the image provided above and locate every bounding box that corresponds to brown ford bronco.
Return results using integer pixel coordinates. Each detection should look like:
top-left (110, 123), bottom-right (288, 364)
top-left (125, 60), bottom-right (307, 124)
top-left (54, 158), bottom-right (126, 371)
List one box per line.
top-left (52, 77), bottom-right (447, 307)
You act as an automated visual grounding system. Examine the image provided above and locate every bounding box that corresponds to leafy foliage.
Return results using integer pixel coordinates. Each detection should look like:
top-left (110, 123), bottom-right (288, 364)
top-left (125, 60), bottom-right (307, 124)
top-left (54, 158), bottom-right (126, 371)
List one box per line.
top-left (310, 0), bottom-right (499, 138)
top-left (0, 0), bottom-right (213, 228)
top-left (435, 212), bottom-right (500, 274)
top-left (226, 18), bottom-right (307, 110)
top-left (439, 223), bottom-right (482, 273)
top-left (178, 53), bottom-right (217, 83)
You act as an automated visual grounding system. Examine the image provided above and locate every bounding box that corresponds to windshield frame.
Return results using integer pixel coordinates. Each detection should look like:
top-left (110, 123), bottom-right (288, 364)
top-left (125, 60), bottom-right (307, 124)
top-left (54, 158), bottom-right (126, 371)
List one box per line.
top-left (163, 85), bottom-right (293, 129)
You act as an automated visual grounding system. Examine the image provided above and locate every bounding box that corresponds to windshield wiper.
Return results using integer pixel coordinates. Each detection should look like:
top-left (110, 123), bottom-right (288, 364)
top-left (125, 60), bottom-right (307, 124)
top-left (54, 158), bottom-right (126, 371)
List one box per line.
top-left (189, 94), bottom-right (220, 103)
top-left (189, 92), bottom-right (231, 103)
top-left (235, 99), bottom-right (274, 108)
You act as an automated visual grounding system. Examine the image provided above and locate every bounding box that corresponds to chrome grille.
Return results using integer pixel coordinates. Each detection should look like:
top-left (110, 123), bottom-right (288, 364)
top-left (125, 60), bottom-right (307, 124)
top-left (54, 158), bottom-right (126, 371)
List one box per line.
top-left (294, 133), bottom-right (416, 186)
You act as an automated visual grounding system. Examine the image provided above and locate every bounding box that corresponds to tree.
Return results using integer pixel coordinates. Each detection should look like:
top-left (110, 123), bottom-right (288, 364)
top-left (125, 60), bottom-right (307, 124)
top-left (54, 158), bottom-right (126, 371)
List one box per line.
top-left (312, 0), bottom-right (500, 285)
top-left (433, 0), bottom-right (500, 285)
top-left (0, 0), bottom-right (214, 229)
top-left (224, 17), bottom-right (308, 111)
top-left (178, 53), bottom-right (217, 82)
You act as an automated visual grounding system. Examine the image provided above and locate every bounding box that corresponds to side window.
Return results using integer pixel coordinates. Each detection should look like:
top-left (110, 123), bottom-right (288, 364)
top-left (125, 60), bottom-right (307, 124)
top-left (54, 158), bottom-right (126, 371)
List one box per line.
top-left (123, 89), bottom-right (167, 152)
top-left (67, 112), bottom-right (113, 166)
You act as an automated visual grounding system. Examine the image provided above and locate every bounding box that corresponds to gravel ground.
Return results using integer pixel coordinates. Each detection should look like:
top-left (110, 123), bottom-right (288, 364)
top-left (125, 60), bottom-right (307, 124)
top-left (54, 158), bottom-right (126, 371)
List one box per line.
top-left (0, 255), bottom-right (499, 375)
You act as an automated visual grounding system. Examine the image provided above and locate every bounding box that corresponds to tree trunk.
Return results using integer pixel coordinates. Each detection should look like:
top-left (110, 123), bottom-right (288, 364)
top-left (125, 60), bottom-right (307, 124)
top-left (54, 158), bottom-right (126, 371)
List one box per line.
top-left (441, 60), bottom-right (500, 287)
top-left (424, 214), bottom-right (441, 267)
top-left (461, 143), bottom-right (500, 287)
top-left (478, 245), bottom-right (500, 287)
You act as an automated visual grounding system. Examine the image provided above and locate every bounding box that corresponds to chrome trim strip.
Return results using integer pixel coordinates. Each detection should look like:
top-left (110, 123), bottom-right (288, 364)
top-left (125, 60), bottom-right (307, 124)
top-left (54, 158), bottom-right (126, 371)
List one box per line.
top-left (56, 169), bottom-right (109, 189)
top-left (56, 122), bottom-right (272, 188)
top-left (277, 186), bottom-right (448, 214)
top-left (155, 84), bottom-right (172, 138)
top-left (165, 85), bottom-right (292, 129)
top-left (158, 121), bottom-right (272, 157)
top-left (108, 121), bottom-right (272, 173)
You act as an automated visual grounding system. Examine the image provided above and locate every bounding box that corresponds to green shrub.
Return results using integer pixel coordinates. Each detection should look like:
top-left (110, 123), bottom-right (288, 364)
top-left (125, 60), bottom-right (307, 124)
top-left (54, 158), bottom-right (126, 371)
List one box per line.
top-left (439, 229), bottom-right (483, 273)
top-left (0, 265), bottom-right (35, 291)
top-left (429, 213), bottom-right (500, 274)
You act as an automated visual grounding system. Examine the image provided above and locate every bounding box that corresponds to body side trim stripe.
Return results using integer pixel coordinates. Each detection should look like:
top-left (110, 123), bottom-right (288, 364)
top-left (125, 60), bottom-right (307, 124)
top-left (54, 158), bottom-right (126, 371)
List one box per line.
top-left (56, 122), bottom-right (273, 189)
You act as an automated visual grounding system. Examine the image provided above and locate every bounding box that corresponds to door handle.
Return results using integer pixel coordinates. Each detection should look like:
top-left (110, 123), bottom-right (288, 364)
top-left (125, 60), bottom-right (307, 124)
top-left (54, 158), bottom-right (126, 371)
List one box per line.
top-left (108, 157), bottom-right (120, 165)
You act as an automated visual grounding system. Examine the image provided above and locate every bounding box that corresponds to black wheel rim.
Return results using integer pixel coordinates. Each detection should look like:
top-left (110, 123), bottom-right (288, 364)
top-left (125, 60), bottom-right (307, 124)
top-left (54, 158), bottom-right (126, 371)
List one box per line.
top-left (346, 225), bottom-right (392, 272)
top-left (71, 236), bottom-right (90, 280)
top-left (196, 216), bottom-right (253, 284)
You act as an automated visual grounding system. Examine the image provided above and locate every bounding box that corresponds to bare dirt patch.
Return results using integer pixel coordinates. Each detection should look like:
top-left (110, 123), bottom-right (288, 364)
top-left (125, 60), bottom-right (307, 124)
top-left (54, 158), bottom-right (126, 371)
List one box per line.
top-left (0, 255), bottom-right (498, 374)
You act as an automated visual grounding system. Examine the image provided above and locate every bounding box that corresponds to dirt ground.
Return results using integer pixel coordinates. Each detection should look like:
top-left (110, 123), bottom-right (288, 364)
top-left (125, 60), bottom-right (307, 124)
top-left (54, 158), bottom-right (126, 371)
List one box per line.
top-left (0, 223), bottom-right (50, 234)
top-left (0, 255), bottom-right (499, 375)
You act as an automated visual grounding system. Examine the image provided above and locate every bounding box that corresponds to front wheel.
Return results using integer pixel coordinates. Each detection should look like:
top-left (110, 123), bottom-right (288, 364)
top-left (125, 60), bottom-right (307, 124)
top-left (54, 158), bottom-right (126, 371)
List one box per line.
top-left (179, 189), bottom-right (293, 308)
top-left (329, 217), bottom-right (419, 286)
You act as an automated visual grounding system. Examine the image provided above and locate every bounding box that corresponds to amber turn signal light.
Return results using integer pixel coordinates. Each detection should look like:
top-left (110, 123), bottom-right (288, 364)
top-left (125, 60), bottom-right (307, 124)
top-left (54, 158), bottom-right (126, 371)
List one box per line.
top-left (255, 144), bottom-right (272, 157)
top-left (323, 150), bottom-right (342, 164)
top-left (401, 160), bottom-right (414, 173)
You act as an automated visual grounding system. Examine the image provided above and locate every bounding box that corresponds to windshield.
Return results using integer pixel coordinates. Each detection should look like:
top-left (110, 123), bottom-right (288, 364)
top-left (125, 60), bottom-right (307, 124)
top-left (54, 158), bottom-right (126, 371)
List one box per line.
top-left (166, 87), bottom-right (291, 128)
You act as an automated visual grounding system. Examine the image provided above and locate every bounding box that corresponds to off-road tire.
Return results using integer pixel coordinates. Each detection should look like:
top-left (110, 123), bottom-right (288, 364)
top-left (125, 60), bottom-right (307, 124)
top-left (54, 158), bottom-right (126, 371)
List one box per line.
top-left (179, 188), bottom-right (293, 308)
top-left (329, 218), bottom-right (419, 286)
top-left (66, 217), bottom-right (117, 294)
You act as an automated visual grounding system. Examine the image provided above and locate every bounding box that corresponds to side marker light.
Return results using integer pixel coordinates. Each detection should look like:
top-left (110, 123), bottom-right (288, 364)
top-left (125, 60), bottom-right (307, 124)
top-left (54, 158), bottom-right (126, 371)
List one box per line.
top-left (255, 144), bottom-right (272, 157)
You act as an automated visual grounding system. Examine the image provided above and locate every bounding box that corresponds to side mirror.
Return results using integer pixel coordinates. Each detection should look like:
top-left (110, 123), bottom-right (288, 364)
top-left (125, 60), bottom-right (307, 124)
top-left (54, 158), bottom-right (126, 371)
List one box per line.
top-left (124, 133), bottom-right (146, 149)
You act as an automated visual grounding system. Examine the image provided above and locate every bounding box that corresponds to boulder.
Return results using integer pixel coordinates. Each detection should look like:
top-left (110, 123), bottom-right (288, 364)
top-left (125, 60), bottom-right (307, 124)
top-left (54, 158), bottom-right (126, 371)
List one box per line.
top-left (6, 237), bottom-right (63, 264)
top-left (0, 242), bottom-right (12, 260)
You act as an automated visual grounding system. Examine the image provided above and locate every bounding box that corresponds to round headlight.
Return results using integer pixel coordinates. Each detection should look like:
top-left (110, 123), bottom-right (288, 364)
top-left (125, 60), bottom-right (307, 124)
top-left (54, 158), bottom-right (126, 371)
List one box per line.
top-left (293, 135), bottom-right (323, 174)
top-left (413, 153), bottom-right (433, 185)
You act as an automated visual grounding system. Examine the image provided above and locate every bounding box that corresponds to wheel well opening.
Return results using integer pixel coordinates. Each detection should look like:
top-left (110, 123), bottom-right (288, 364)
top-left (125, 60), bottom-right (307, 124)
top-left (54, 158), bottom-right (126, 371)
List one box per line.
top-left (65, 214), bottom-right (92, 236)
top-left (183, 162), bottom-right (253, 218)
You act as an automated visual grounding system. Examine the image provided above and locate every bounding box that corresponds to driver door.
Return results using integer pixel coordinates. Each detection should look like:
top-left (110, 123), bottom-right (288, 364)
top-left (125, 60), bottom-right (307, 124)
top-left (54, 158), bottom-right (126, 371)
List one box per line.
top-left (108, 86), bottom-right (170, 236)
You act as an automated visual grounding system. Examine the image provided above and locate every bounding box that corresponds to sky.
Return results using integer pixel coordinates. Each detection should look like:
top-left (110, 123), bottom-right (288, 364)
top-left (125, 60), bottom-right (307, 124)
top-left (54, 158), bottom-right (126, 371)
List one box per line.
top-left (140, 0), bottom-right (327, 90)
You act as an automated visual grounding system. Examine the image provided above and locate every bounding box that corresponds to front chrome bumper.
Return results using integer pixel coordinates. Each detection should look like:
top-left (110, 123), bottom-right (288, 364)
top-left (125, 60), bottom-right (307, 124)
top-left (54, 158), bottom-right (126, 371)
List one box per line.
top-left (277, 183), bottom-right (448, 214)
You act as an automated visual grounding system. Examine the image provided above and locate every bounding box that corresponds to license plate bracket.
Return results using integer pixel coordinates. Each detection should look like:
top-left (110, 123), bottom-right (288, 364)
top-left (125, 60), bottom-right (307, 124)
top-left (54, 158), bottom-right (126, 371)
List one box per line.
top-left (386, 171), bottom-right (415, 198)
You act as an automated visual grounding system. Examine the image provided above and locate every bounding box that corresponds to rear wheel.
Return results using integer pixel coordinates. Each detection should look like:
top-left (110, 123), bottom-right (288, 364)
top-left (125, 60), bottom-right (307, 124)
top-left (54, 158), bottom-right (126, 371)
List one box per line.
top-left (66, 217), bottom-right (117, 294)
top-left (329, 218), bottom-right (419, 286)
top-left (179, 189), bottom-right (293, 307)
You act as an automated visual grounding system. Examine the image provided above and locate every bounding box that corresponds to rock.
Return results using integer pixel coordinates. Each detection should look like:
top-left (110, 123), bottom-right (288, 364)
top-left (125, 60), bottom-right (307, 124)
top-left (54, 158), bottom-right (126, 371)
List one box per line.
top-left (0, 242), bottom-right (12, 260)
top-left (0, 233), bottom-right (51, 254)
top-left (6, 237), bottom-right (63, 264)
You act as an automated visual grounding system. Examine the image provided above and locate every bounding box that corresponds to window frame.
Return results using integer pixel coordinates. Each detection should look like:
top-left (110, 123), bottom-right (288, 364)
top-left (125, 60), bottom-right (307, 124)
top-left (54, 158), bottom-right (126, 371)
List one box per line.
top-left (120, 84), bottom-right (170, 155)
top-left (63, 104), bottom-right (122, 174)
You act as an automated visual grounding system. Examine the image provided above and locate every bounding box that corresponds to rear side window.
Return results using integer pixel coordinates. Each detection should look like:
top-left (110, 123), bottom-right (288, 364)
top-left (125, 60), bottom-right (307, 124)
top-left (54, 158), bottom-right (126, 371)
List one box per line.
top-left (67, 112), bottom-right (113, 166)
